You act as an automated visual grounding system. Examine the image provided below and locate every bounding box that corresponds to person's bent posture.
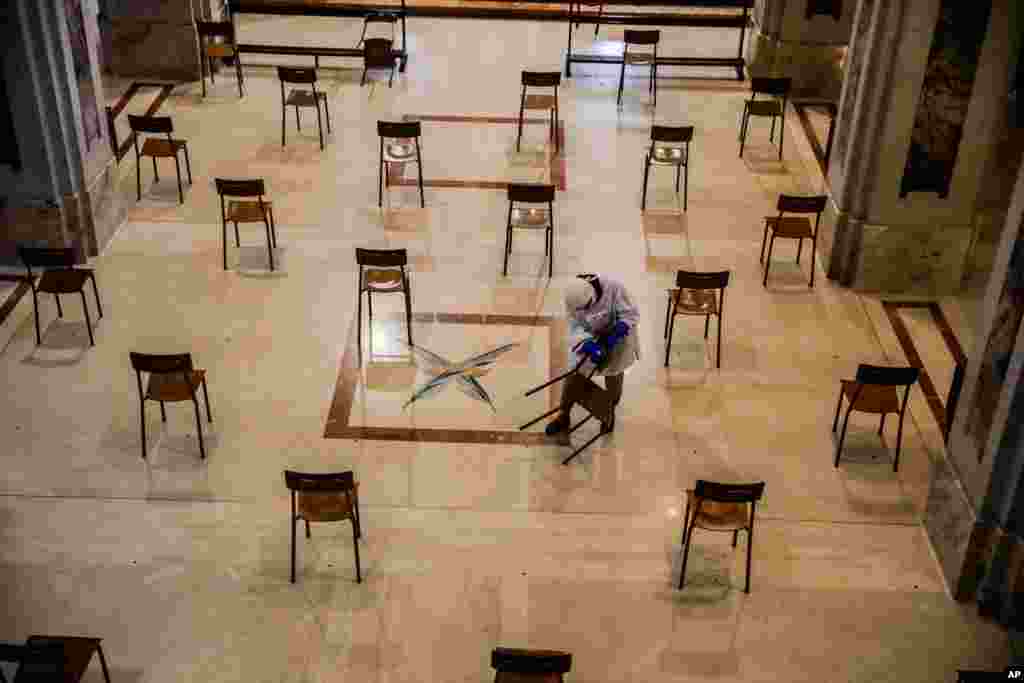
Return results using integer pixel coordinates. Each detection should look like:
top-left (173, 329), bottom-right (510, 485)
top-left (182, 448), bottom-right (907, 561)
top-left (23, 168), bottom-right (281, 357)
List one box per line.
top-left (546, 273), bottom-right (639, 435)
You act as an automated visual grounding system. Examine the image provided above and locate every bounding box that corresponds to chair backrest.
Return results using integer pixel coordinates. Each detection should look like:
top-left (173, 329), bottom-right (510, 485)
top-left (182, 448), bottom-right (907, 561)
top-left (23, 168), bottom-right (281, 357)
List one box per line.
top-left (377, 120), bottom-right (421, 139)
top-left (356, 247), bottom-right (408, 268)
top-left (522, 71), bottom-right (561, 88)
top-left (19, 246), bottom-right (77, 272)
top-left (854, 363), bottom-right (920, 387)
top-left (777, 194), bottom-right (827, 214)
top-left (364, 38), bottom-right (395, 68)
top-left (651, 125), bottom-right (694, 144)
top-left (676, 269), bottom-right (729, 291)
top-left (508, 182), bottom-right (555, 204)
top-left (624, 29), bottom-right (660, 45)
top-left (491, 648), bottom-right (572, 675)
top-left (751, 77), bottom-right (792, 98)
top-left (196, 20), bottom-right (235, 41)
top-left (693, 480), bottom-right (765, 504)
top-left (278, 66), bottom-right (318, 85)
top-left (129, 351), bottom-right (194, 375)
top-left (284, 469), bottom-right (356, 493)
top-left (127, 114), bottom-right (173, 134)
top-left (214, 178), bottom-right (266, 198)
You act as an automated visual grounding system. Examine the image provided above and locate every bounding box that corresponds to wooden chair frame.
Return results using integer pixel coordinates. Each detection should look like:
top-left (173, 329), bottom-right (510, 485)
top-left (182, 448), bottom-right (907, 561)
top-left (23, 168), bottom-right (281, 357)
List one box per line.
top-left (832, 364), bottom-right (920, 472)
top-left (642, 125), bottom-right (693, 211)
top-left (18, 247), bottom-right (103, 347)
top-left (517, 71), bottom-right (561, 152)
top-left (664, 269), bottom-right (729, 369)
top-left (760, 194), bottom-right (827, 288)
top-left (617, 30), bottom-right (659, 107)
top-left (678, 480), bottom-right (765, 593)
top-left (357, 11), bottom-right (398, 47)
top-left (377, 120), bottom-right (425, 208)
top-left (214, 178), bottom-right (278, 272)
top-left (127, 114), bottom-right (193, 204)
top-left (491, 647), bottom-right (573, 682)
top-left (284, 470), bottom-right (362, 584)
top-left (278, 66), bottom-right (331, 151)
top-left (362, 37), bottom-right (397, 87)
top-left (739, 77), bottom-right (791, 161)
top-left (505, 183), bottom-right (556, 278)
top-left (356, 247), bottom-right (413, 352)
top-left (129, 352), bottom-right (212, 460)
top-left (197, 21), bottom-right (244, 98)
top-left (570, 0), bottom-right (604, 35)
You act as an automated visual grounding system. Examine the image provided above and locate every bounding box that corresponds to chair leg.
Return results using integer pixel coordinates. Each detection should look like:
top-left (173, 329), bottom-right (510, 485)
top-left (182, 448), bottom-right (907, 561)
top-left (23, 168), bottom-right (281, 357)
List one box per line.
top-left (290, 516), bottom-right (297, 583)
top-left (616, 61), bottom-right (626, 105)
top-left (893, 412), bottom-right (907, 472)
top-left (683, 162), bottom-right (689, 211)
top-left (193, 398), bottom-right (206, 459)
top-left (378, 148), bottom-right (384, 208)
top-left (305, 519), bottom-right (311, 538)
top-left (361, 67), bottom-right (368, 86)
top-left (878, 413), bottom-right (886, 436)
top-left (90, 274), bottom-right (103, 318)
top-left (96, 643), bottom-right (112, 683)
top-left (809, 236), bottom-right (817, 287)
top-left (136, 160), bottom-right (142, 200)
top-left (324, 97), bottom-right (332, 133)
top-left (139, 400), bottom-right (147, 459)
top-left (352, 519), bottom-right (362, 583)
top-left (769, 115), bottom-right (776, 142)
top-left (778, 113), bottom-right (785, 161)
top-left (663, 295), bottom-right (671, 339)
top-left (183, 146), bottom-right (192, 185)
top-left (265, 219), bottom-right (276, 271)
top-left (269, 208), bottom-right (278, 249)
top-left (548, 205), bottom-right (555, 278)
top-left (732, 529), bottom-right (738, 547)
top-left (234, 222), bottom-right (240, 248)
top-left (160, 401), bottom-right (166, 422)
top-left (652, 62), bottom-right (657, 108)
top-left (664, 308), bottom-right (677, 367)
top-left (357, 289), bottom-right (363, 351)
top-left (55, 293), bottom-right (63, 318)
top-left (404, 287), bottom-right (413, 346)
top-left (503, 204), bottom-right (512, 276)
top-left (281, 103), bottom-right (286, 147)
top-left (835, 405), bottom-right (854, 467)
top-left (675, 164), bottom-right (681, 194)
top-left (295, 105), bottom-right (301, 132)
top-left (703, 313), bottom-right (710, 339)
top-left (152, 156), bottom-right (159, 181)
top-left (796, 237), bottom-right (803, 264)
top-left (744, 527), bottom-right (753, 593)
top-left (173, 154), bottom-right (184, 204)
top-left (762, 235), bottom-right (776, 288)
top-left (315, 102), bottom-right (324, 151)
top-left (678, 516), bottom-right (696, 590)
top-left (236, 58), bottom-right (244, 98)
top-left (832, 388), bottom-right (844, 432)
top-left (30, 290), bottom-right (41, 344)
top-left (716, 314), bottom-right (723, 369)
top-left (222, 219), bottom-right (228, 270)
top-left (641, 157), bottom-right (650, 211)
top-left (759, 225), bottom-right (769, 263)
top-left (201, 378), bottom-right (213, 422)
top-left (738, 109), bottom-right (748, 157)
top-left (416, 160), bottom-right (425, 208)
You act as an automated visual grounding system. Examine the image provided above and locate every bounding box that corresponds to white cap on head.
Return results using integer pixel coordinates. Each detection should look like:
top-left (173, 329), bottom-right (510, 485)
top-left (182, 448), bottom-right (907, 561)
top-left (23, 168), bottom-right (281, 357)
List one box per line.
top-left (565, 277), bottom-right (594, 315)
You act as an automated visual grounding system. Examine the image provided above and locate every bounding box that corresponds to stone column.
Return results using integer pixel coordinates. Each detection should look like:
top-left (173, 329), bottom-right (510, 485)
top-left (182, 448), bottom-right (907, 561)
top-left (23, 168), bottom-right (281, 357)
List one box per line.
top-left (746, 0), bottom-right (854, 99)
top-left (108, 0), bottom-right (207, 81)
top-left (825, 0), bottom-right (1021, 294)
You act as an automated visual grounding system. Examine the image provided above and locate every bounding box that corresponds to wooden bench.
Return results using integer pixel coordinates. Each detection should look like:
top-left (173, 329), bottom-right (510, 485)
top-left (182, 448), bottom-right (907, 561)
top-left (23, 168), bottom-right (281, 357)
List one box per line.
top-left (236, 42), bottom-right (408, 72)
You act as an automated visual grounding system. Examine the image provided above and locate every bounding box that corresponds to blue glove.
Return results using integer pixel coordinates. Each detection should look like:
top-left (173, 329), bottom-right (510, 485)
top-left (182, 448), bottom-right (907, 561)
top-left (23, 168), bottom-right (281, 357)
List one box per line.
top-left (601, 320), bottom-right (631, 352)
top-left (578, 339), bottom-right (606, 364)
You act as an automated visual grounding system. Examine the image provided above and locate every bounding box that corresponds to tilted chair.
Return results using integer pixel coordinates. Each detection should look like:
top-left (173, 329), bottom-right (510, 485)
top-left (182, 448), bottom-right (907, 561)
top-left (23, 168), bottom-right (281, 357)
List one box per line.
top-left (129, 352), bottom-right (212, 460)
top-left (196, 21), bottom-right (243, 98)
top-left (356, 248), bottom-right (413, 351)
top-left (517, 71), bottom-right (561, 152)
top-left (362, 37), bottom-right (397, 87)
top-left (760, 194), bottom-right (827, 288)
top-left (739, 77), bottom-right (792, 160)
top-left (278, 66), bottom-right (331, 151)
top-left (491, 648), bottom-right (573, 683)
top-left (617, 30), bottom-right (659, 107)
top-left (678, 480), bottom-right (765, 593)
top-left (664, 270), bottom-right (729, 369)
top-left (284, 470), bottom-right (362, 583)
top-left (505, 183), bottom-right (556, 278)
top-left (642, 125), bottom-right (693, 211)
top-left (357, 11), bottom-right (397, 47)
top-left (127, 114), bottom-right (193, 204)
top-left (214, 178), bottom-right (277, 272)
top-left (833, 364), bottom-right (920, 472)
top-left (377, 120), bottom-right (425, 208)
top-left (19, 247), bottom-right (103, 347)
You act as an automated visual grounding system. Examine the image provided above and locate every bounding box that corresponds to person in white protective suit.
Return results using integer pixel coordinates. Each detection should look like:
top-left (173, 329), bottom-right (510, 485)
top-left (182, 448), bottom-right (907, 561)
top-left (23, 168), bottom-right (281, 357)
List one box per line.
top-left (545, 273), bottom-right (640, 435)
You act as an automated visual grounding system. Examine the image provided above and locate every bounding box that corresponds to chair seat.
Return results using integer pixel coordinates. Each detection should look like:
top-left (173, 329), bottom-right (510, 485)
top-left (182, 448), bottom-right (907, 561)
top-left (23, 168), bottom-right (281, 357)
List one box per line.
top-left (298, 486), bottom-right (358, 522)
top-left (523, 94), bottom-right (557, 110)
top-left (26, 635), bottom-right (103, 683)
top-left (840, 380), bottom-right (901, 414)
top-left (146, 369), bottom-right (206, 403)
top-left (204, 44), bottom-right (236, 58)
top-left (650, 145), bottom-right (686, 165)
top-left (765, 216), bottom-right (814, 239)
top-left (383, 140), bottom-right (417, 163)
top-left (226, 199), bottom-right (272, 223)
top-left (691, 499), bottom-right (749, 532)
top-left (284, 89), bottom-right (327, 108)
top-left (746, 100), bottom-right (782, 117)
top-left (510, 207), bottom-right (551, 228)
top-left (668, 287), bottom-right (717, 315)
top-left (363, 268), bottom-right (404, 291)
top-left (140, 138), bottom-right (187, 158)
top-left (495, 673), bottom-right (563, 683)
top-left (624, 52), bottom-right (655, 64)
top-left (36, 268), bottom-right (90, 294)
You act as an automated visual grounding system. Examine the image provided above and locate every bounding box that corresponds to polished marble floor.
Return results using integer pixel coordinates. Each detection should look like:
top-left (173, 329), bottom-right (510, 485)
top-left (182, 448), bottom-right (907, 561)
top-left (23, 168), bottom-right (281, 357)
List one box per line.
top-left (0, 15), bottom-right (1010, 683)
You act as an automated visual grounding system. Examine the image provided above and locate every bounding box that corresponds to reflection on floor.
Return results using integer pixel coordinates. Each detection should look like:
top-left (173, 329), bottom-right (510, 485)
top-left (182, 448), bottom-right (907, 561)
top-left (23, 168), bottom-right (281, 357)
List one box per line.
top-left (0, 13), bottom-right (1010, 683)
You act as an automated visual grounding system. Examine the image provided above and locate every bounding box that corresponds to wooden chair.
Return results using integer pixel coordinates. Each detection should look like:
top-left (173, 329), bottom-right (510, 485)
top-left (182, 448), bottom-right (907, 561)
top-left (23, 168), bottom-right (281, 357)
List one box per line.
top-left (570, 1), bottom-right (603, 35)
top-left (664, 270), bottom-right (729, 369)
top-left (642, 125), bottom-right (693, 211)
top-left (760, 194), bottom-right (827, 288)
top-left (196, 21), bottom-right (243, 98)
top-left (832, 364), bottom-right (920, 472)
top-left (617, 30), bottom-right (659, 107)
top-left (356, 11), bottom-right (397, 47)
top-left (517, 71), bottom-right (561, 152)
top-left (356, 248), bottom-right (412, 352)
top-left (129, 352), bottom-right (212, 460)
top-left (739, 77), bottom-right (792, 160)
top-left (278, 66), bottom-right (331, 151)
top-left (18, 247), bottom-right (103, 347)
top-left (214, 178), bottom-right (277, 272)
top-left (678, 480), bottom-right (765, 593)
top-left (505, 183), bottom-right (556, 278)
top-left (491, 648), bottom-right (573, 683)
top-left (127, 114), bottom-right (192, 204)
top-left (0, 640), bottom-right (66, 682)
top-left (15, 637), bottom-right (112, 683)
top-left (284, 470), bottom-right (362, 584)
top-left (362, 38), bottom-right (397, 87)
top-left (377, 120), bottom-right (425, 208)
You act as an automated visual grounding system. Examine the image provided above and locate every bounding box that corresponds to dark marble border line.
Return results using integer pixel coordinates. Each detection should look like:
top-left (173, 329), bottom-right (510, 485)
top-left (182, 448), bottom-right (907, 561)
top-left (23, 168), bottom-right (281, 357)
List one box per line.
top-left (0, 276), bottom-right (30, 329)
top-left (794, 102), bottom-right (827, 175)
top-left (928, 304), bottom-right (967, 365)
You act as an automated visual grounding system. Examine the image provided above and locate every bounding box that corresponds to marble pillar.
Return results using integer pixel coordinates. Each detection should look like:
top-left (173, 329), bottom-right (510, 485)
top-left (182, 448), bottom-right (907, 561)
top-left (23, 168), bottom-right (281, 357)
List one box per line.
top-left (826, 0), bottom-right (1021, 295)
top-left (746, 0), bottom-right (853, 99)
